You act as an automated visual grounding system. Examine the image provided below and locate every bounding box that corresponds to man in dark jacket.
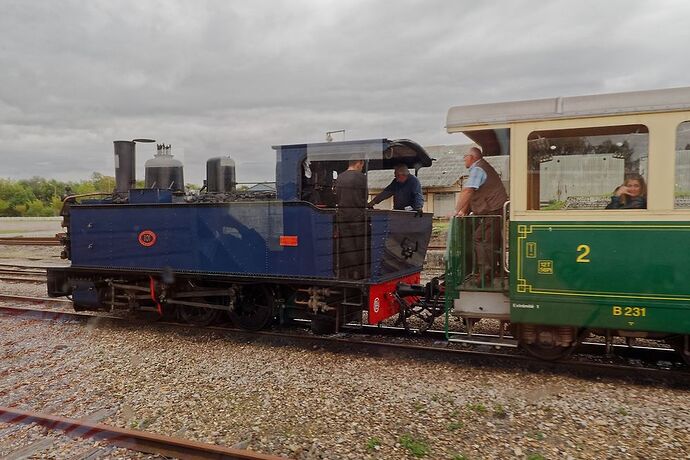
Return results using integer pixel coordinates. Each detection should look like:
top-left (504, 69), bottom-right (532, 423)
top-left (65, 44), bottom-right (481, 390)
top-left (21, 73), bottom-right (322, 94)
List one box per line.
top-left (455, 147), bottom-right (508, 285)
top-left (368, 164), bottom-right (424, 211)
top-left (335, 158), bottom-right (368, 279)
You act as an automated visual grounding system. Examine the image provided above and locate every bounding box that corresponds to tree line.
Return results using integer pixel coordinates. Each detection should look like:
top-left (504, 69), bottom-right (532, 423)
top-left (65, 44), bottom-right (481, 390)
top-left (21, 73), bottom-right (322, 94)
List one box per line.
top-left (0, 173), bottom-right (116, 217)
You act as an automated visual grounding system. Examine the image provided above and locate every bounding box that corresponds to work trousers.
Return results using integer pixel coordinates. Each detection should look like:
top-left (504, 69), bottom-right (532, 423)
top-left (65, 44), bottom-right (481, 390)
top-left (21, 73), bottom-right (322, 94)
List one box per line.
top-left (473, 210), bottom-right (503, 276)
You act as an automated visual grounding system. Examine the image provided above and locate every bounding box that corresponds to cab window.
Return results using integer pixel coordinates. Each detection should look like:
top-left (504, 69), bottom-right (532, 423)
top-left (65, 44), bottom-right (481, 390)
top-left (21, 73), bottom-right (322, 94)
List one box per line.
top-left (527, 125), bottom-right (649, 210)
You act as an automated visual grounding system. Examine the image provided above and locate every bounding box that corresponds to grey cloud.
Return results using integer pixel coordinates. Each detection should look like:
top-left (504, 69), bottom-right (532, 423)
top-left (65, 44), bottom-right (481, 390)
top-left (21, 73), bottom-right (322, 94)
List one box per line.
top-left (2, 0), bottom-right (690, 183)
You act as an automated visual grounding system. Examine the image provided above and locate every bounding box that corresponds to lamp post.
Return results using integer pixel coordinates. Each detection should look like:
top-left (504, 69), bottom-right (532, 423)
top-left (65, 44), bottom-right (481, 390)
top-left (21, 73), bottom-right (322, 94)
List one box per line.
top-left (326, 130), bottom-right (345, 142)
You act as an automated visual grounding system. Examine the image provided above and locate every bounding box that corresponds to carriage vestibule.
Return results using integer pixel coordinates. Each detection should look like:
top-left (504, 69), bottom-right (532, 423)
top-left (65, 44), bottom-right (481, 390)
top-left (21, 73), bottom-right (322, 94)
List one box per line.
top-left (526, 125), bottom-right (649, 211)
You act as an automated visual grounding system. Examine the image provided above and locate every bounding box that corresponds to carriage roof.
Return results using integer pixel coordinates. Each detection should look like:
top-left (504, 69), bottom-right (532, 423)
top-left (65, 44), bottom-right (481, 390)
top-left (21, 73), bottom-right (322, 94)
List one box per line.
top-left (446, 86), bottom-right (690, 131)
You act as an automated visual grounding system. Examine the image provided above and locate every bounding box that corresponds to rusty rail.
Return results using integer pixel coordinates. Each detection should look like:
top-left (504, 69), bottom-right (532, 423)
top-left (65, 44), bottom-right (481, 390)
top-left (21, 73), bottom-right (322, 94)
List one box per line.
top-left (0, 406), bottom-right (287, 460)
top-left (0, 236), bottom-right (60, 246)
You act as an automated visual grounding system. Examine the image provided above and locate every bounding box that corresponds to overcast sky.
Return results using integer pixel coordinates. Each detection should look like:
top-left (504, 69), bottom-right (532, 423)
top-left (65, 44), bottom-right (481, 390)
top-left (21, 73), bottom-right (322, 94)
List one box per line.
top-left (2, 0), bottom-right (690, 184)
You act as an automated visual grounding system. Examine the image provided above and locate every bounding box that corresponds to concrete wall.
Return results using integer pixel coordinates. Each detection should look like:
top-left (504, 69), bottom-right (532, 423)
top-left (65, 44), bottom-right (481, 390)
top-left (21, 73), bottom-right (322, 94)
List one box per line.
top-left (539, 154), bottom-right (626, 202)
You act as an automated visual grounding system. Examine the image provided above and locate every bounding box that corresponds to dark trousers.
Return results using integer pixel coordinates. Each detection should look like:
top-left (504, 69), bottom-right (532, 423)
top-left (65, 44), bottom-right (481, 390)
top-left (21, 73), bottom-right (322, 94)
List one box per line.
top-left (337, 212), bottom-right (366, 279)
top-left (473, 211), bottom-right (503, 276)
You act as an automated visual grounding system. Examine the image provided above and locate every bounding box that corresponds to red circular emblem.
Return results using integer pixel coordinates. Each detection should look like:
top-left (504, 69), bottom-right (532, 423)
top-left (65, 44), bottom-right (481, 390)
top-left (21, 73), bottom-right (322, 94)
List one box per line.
top-left (138, 230), bottom-right (157, 247)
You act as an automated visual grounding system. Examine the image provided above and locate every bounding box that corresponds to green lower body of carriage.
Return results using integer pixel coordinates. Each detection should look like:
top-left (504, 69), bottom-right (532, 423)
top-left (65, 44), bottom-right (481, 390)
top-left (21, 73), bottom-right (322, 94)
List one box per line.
top-left (443, 217), bottom-right (690, 360)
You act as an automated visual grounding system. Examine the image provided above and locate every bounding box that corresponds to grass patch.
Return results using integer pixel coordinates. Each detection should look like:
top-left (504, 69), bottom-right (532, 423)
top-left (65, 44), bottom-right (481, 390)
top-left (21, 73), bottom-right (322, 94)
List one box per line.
top-left (129, 417), bottom-right (154, 430)
top-left (432, 220), bottom-right (449, 231)
top-left (451, 455), bottom-right (469, 460)
top-left (527, 453), bottom-right (545, 460)
top-left (447, 421), bottom-right (463, 431)
top-left (466, 403), bottom-right (487, 414)
top-left (366, 437), bottom-right (382, 451)
top-left (399, 434), bottom-right (429, 458)
top-left (492, 404), bottom-right (507, 418)
top-left (529, 431), bottom-right (545, 441)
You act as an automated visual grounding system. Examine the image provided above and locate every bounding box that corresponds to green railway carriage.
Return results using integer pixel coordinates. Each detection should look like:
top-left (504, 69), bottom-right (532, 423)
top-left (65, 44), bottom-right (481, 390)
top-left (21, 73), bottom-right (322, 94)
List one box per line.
top-left (443, 86), bottom-right (690, 362)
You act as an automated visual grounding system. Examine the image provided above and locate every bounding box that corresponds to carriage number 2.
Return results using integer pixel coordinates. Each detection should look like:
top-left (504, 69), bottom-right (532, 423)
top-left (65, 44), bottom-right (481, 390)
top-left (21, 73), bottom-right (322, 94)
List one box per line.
top-left (612, 306), bottom-right (647, 317)
top-left (576, 244), bottom-right (590, 263)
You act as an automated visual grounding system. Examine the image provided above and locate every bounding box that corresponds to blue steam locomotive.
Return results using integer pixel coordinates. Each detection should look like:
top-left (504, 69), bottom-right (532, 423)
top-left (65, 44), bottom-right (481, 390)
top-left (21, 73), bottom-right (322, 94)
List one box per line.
top-left (47, 138), bottom-right (434, 332)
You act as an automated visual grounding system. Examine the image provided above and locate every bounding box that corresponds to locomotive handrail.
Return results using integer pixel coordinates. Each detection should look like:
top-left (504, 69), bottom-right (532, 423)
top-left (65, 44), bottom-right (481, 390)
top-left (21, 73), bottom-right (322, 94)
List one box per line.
top-left (502, 200), bottom-right (510, 274)
top-left (62, 191), bottom-right (112, 203)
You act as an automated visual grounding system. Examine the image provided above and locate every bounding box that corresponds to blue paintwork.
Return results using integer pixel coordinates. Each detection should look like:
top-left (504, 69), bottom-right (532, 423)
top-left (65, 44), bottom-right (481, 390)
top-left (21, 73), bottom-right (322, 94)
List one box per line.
top-left (129, 188), bottom-right (173, 204)
top-left (68, 202), bottom-right (431, 282)
top-left (70, 202), bottom-right (335, 278)
top-left (275, 144), bottom-right (304, 201)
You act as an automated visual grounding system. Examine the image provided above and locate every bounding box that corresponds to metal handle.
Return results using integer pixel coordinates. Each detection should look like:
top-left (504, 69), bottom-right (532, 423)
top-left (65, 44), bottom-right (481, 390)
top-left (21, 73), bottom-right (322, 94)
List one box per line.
top-left (502, 201), bottom-right (510, 273)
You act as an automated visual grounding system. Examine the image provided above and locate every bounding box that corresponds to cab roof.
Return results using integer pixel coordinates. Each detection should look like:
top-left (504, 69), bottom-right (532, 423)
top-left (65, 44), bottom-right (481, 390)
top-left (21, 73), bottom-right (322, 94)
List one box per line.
top-left (447, 86), bottom-right (690, 131)
top-left (273, 138), bottom-right (433, 170)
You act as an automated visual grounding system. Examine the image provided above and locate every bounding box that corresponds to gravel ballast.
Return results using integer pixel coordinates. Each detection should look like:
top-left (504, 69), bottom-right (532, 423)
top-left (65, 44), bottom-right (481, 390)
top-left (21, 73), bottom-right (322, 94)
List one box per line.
top-left (1, 313), bottom-right (689, 459)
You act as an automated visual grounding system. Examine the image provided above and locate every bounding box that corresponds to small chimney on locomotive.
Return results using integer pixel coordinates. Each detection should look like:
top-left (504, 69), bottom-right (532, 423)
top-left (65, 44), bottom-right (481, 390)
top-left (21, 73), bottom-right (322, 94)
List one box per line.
top-left (113, 138), bottom-right (156, 193)
top-left (113, 140), bottom-right (136, 193)
top-left (145, 144), bottom-right (185, 192)
top-left (206, 156), bottom-right (236, 193)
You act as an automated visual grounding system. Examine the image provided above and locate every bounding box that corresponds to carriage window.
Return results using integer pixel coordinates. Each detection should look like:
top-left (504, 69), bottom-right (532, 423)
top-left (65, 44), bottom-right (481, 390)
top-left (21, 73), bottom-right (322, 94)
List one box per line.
top-left (675, 121), bottom-right (690, 209)
top-left (527, 125), bottom-right (649, 210)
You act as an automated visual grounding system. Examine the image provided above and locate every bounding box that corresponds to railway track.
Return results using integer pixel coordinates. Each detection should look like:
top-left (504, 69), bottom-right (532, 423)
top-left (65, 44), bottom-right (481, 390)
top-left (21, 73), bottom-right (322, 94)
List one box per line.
top-left (0, 236), bottom-right (60, 246)
top-left (0, 266), bottom-right (52, 283)
top-left (427, 244), bottom-right (446, 250)
top-left (0, 406), bottom-right (285, 460)
top-left (0, 296), bottom-right (687, 388)
top-left (0, 274), bottom-right (47, 283)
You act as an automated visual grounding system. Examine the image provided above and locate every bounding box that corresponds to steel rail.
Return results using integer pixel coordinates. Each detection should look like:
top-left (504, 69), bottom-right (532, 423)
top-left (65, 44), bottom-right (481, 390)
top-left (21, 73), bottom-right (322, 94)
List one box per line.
top-left (0, 276), bottom-right (46, 283)
top-left (0, 294), bottom-right (71, 304)
top-left (0, 406), bottom-right (286, 460)
top-left (0, 301), bottom-right (687, 387)
top-left (0, 236), bottom-right (60, 246)
top-left (0, 268), bottom-right (47, 275)
top-left (427, 244), bottom-right (446, 250)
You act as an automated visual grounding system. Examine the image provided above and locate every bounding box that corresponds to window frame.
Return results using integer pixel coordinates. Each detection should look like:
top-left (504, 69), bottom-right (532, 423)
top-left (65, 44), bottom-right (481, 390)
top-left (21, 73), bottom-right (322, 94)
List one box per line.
top-left (525, 123), bottom-right (650, 212)
top-left (510, 112), bottom-right (690, 221)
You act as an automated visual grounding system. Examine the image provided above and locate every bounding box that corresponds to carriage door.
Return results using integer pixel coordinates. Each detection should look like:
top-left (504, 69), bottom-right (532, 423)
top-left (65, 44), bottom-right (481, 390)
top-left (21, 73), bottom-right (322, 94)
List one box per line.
top-left (444, 128), bottom-right (512, 321)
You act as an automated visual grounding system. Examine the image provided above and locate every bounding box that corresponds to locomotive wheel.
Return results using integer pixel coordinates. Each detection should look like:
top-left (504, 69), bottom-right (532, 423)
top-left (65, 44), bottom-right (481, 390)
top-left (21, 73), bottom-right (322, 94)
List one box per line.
top-left (178, 304), bottom-right (220, 327)
top-left (234, 286), bottom-right (274, 331)
top-left (134, 310), bottom-right (164, 322)
top-left (522, 341), bottom-right (576, 361)
top-left (518, 325), bottom-right (580, 361)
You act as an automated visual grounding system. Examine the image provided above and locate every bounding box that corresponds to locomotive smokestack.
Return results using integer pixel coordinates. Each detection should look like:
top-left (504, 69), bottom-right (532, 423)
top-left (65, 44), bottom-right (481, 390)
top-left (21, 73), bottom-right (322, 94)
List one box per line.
top-left (114, 140), bottom-right (136, 193)
top-left (206, 156), bottom-right (236, 193)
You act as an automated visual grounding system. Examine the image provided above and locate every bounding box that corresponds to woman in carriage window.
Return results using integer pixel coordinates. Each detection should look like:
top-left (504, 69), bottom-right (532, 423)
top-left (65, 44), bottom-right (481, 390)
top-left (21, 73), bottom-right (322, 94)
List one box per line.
top-left (605, 173), bottom-right (647, 209)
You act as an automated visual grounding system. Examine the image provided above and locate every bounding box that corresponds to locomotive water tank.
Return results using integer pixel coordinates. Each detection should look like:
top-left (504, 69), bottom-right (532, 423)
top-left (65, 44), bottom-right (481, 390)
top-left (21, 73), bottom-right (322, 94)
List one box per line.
top-left (145, 144), bottom-right (184, 192)
top-left (206, 156), bottom-right (236, 192)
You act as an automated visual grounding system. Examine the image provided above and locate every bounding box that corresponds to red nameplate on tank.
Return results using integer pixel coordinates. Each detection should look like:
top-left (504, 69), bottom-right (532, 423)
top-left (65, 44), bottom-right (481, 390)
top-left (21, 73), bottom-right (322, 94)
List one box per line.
top-left (279, 235), bottom-right (299, 246)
